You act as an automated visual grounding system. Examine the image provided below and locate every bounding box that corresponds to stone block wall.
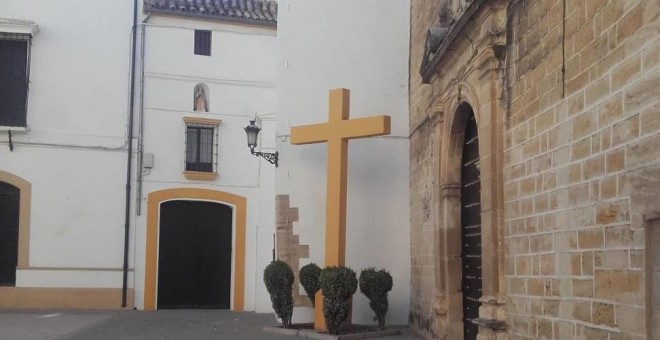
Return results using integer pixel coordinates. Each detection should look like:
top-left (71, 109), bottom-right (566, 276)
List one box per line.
top-left (409, 0), bottom-right (446, 336)
top-left (275, 195), bottom-right (312, 307)
top-left (504, 0), bottom-right (659, 338)
top-left (409, 0), bottom-right (659, 338)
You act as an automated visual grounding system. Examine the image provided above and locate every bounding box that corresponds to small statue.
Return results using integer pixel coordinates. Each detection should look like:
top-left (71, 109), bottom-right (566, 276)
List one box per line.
top-left (194, 86), bottom-right (207, 112)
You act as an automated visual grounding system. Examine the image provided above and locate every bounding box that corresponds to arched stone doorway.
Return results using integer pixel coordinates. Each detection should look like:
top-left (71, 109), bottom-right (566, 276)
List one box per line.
top-left (144, 188), bottom-right (246, 311)
top-left (435, 99), bottom-right (506, 339)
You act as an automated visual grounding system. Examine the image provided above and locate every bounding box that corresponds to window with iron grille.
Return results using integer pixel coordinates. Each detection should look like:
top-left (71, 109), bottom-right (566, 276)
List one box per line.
top-left (0, 33), bottom-right (31, 127)
top-left (185, 123), bottom-right (217, 173)
top-left (194, 30), bottom-right (211, 56)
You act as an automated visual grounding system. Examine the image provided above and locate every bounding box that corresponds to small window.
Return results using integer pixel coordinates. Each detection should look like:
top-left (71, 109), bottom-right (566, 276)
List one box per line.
top-left (183, 117), bottom-right (221, 180)
top-left (194, 30), bottom-right (211, 56)
top-left (0, 33), bottom-right (31, 127)
top-left (186, 124), bottom-right (215, 172)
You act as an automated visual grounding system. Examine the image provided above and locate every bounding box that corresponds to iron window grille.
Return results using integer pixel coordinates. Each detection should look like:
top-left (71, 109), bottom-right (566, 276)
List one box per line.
top-left (194, 30), bottom-right (211, 56)
top-left (0, 33), bottom-right (31, 127)
top-left (185, 123), bottom-right (218, 173)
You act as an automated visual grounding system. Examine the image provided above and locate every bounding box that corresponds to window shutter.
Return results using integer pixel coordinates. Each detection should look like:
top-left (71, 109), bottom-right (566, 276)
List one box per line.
top-left (0, 38), bottom-right (29, 127)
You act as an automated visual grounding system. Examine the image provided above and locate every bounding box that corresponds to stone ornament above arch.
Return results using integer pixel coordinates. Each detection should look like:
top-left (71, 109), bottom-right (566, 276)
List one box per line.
top-left (0, 170), bottom-right (31, 268)
top-left (144, 188), bottom-right (246, 311)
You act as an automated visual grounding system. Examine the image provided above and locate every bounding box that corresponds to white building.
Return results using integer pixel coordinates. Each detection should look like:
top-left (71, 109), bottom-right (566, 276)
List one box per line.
top-left (0, 0), bottom-right (135, 308)
top-left (135, 1), bottom-right (278, 312)
top-left (0, 0), bottom-right (412, 325)
top-left (0, 0), bottom-right (279, 312)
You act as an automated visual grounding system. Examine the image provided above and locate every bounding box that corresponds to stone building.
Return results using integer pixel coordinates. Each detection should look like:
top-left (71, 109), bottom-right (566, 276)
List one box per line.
top-left (409, 0), bottom-right (659, 339)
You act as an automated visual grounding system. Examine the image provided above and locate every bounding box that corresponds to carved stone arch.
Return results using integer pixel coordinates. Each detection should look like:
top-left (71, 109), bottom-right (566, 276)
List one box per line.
top-left (420, 0), bottom-right (509, 338)
top-left (434, 100), bottom-right (481, 340)
top-left (434, 84), bottom-right (506, 338)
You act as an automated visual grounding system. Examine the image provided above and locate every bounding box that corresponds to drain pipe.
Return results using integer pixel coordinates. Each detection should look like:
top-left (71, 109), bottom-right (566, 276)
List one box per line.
top-left (122, 0), bottom-right (139, 308)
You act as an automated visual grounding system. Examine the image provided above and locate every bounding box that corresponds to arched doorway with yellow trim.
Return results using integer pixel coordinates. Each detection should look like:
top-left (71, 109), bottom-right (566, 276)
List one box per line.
top-left (144, 188), bottom-right (246, 311)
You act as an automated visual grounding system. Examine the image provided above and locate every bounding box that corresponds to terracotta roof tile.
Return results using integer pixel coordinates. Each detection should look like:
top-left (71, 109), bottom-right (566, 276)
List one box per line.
top-left (144, 0), bottom-right (277, 26)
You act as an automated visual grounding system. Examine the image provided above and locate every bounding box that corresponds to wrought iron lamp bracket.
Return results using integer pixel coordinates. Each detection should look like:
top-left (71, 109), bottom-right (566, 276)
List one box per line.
top-left (250, 146), bottom-right (278, 167)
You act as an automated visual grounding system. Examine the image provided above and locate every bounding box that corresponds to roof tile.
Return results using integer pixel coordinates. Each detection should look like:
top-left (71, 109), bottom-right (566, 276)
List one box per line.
top-left (144, 0), bottom-right (277, 26)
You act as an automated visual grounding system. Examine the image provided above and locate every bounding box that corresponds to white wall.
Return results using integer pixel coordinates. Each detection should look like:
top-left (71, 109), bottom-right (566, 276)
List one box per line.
top-left (0, 0), bottom-right (133, 288)
top-left (132, 16), bottom-right (278, 311)
top-left (275, 0), bottom-right (411, 326)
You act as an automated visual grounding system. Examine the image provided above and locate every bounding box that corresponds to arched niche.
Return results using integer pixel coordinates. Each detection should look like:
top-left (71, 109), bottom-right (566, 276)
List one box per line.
top-left (193, 83), bottom-right (210, 112)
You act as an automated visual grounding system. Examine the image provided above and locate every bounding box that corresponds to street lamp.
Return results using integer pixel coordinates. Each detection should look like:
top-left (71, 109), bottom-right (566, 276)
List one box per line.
top-left (244, 119), bottom-right (278, 167)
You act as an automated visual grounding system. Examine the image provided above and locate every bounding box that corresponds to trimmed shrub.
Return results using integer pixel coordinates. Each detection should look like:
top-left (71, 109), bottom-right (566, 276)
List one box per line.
top-left (299, 263), bottom-right (322, 306)
top-left (263, 260), bottom-right (294, 328)
top-left (359, 268), bottom-right (393, 330)
top-left (318, 266), bottom-right (358, 335)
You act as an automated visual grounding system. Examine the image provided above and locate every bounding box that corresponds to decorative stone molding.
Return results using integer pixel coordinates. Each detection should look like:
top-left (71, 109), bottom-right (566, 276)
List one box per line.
top-left (439, 183), bottom-right (460, 198)
top-left (0, 18), bottom-right (39, 36)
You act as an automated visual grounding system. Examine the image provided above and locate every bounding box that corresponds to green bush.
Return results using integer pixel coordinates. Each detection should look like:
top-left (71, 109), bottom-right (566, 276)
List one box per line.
top-left (263, 260), bottom-right (294, 328)
top-left (318, 266), bottom-right (358, 335)
top-left (359, 268), bottom-right (393, 330)
top-left (299, 263), bottom-right (322, 306)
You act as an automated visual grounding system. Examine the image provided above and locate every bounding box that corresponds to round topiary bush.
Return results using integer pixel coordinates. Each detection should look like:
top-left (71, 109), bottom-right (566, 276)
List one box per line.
top-left (359, 267), bottom-right (393, 330)
top-left (299, 263), bottom-right (322, 306)
top-left (318, 266), bottom-right (358, 335)
top-left (263, 260), bottom-right (294, 328)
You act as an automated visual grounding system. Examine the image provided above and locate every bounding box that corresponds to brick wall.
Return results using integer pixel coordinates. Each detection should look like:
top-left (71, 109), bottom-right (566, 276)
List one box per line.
top-left (504, 0), bottom-right (659, 338)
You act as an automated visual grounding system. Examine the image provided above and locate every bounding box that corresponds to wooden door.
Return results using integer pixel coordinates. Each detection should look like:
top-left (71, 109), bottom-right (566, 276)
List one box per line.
top-left (0, 182), bottom-right (19, 286)
top-left (157, 201), bottom-right (232, 309)
top-left (460, 113), bottom-right (482, 340)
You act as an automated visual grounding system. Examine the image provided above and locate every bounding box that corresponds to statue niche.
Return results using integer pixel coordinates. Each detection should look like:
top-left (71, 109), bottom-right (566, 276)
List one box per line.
top-left (194, 84), bottom-right (209, 112)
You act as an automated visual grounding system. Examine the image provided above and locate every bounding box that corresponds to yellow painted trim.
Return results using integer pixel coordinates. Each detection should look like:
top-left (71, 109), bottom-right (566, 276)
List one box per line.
top-left (144, 188), bottom-right (246, 311)
top-left (0, 287), bottom-right (134, 309)
top-left (183, 171), bottom-right (218, 180)
top-left (183, 117), bottom-right (222, 125)
top-left (0, 171), bottom-right (31, 268)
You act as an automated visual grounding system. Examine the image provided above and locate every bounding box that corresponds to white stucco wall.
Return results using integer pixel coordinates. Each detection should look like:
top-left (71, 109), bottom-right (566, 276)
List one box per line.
top-left (0, 1), bottom-right (133, 287)
top-left (275, 0), bottom-right (411, 326)
top-left (132, 16), bottom-right (277, 312)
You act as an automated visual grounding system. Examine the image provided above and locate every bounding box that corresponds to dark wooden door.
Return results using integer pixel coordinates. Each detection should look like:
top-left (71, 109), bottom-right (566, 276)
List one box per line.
top-left (0, 182), bottom-right (20, 286)
top-left (460, 113), bottom-right (482, 340)
top-left (158, 201), bottom-right (232, 309)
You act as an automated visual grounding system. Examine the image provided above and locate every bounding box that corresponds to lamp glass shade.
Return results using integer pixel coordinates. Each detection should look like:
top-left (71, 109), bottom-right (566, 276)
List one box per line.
top-left (244, 120), bottom-right (261, 148)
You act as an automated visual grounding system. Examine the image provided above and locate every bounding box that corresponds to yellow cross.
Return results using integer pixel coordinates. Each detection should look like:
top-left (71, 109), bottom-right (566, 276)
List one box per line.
top-left (290, 88), bottom-right (391, 330)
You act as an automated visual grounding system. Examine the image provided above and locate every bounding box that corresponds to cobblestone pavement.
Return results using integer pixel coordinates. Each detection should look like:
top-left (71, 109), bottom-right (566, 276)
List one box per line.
top-left (0, 309), bottom-right (423, 340)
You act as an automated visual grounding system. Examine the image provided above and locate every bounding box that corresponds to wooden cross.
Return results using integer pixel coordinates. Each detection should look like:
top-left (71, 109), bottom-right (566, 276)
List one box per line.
top-left (290, 88), bottom-right (391, 330)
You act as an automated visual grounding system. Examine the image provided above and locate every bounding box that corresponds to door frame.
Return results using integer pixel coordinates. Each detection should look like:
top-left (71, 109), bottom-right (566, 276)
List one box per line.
top-left (0, 171), bottom-right (31, 269)
top-left (144, 188), bottom-right (246, 311)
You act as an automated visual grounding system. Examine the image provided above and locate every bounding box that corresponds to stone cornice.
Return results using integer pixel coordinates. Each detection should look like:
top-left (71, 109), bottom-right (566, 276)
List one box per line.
top-left (421, 0), bottom-right (486, 83)
top-left (0, 18), bottom-right (39, 36)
